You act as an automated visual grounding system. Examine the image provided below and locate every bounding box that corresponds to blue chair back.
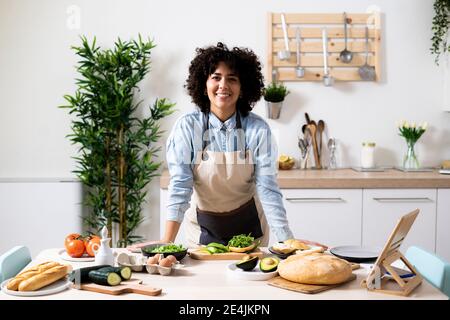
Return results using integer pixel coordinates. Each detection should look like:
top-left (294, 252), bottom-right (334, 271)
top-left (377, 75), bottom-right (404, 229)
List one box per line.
top-left (405, 246), bottom-right (450, 298)
top-left (0, 246), bottom-right (32, 283)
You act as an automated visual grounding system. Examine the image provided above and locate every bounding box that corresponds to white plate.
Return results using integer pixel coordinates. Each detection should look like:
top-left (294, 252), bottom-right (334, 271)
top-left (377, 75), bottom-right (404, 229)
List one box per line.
top-left (226, 263), bottom-right (278, 281)
top-left (1, 278), bottom-right (71, 297)
top-left (58, 249), bottom-right (95, 262)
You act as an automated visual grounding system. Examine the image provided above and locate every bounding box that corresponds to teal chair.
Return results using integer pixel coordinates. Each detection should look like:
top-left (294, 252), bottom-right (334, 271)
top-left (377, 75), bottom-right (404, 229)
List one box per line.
top-left (0, 246), bottom-right (32, 283)
top-left (405, 246), bottom-right (450, 298)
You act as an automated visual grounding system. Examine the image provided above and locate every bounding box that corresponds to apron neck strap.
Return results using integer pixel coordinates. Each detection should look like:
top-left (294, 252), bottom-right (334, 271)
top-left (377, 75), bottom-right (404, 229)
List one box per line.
top-left (202, 110), bottom-right (246, 159)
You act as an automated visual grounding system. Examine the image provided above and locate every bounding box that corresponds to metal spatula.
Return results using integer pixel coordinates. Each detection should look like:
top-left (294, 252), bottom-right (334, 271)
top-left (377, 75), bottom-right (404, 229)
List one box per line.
top-left (278, 13), bottom-right (291, 60)
top-left (358, 26), bottom-right (376, 81)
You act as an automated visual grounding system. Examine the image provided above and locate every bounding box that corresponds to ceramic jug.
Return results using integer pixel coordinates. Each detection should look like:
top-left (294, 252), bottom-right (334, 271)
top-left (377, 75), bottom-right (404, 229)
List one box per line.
top-left (92, 226), bottom-right (116, 266)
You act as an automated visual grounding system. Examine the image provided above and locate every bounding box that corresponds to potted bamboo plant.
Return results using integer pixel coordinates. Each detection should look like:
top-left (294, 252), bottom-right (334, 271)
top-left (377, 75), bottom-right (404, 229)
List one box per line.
top-left (263, 81), bottom-right (290, 119)
top-left (60, 35), bottom-right (175, 247)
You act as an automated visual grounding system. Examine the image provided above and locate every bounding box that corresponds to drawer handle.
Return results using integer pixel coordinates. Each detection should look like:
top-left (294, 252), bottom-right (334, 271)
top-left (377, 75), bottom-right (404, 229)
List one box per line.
top-left (372, 197), bottom-right (432, 202)
top-left (286, 197), bottom-right (345, 203)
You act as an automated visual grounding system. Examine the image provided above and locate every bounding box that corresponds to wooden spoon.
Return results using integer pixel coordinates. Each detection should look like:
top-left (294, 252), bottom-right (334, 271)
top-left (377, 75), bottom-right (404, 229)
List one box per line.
top-left (307, 123), bottom-right (321, 169)
top-left (317, 120), bottom-right (325, 155)
top-left (305, 112), bottom-right (311, 124)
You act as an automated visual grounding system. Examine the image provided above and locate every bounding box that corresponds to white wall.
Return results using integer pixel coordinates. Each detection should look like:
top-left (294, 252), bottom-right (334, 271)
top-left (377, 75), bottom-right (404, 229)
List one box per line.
top-left (1, 0), bottom-right (449, 248)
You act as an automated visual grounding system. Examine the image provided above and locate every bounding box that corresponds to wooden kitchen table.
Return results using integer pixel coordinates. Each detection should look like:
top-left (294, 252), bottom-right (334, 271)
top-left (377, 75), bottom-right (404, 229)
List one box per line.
top-left (0, 248), bottom-right (447, 300)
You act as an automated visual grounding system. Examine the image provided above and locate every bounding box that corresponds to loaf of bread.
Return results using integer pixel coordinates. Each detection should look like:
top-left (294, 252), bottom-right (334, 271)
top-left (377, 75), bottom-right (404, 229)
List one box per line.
top-left (278, 253), bottom-right (352, 285)
top-left (6, 261), bottom-right (61, 291)
top-left (284, 239), bottom-right (311, 250)
top-left (18, 265), bottom-right (70, 291)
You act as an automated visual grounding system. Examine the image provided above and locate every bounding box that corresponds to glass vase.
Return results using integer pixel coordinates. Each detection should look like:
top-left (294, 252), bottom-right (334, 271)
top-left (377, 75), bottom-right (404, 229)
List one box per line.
top-left (403, 140), bottom-right (420, 169)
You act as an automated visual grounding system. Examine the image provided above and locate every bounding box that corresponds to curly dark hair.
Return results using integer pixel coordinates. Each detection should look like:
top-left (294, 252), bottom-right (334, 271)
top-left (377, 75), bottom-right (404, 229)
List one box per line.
top-left (185, 42), bottom-right (264, 117)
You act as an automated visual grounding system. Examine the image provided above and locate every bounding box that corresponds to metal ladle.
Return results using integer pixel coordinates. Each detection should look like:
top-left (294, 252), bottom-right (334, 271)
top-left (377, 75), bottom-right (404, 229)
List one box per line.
top-left (358, 26), bottom-right (376, 81)
top-left (339, 12), bottom-right (353, 64)
top-left (278, 13), bottom-right (291, 61)
top-left (295, 27), bottom-right (305, 78)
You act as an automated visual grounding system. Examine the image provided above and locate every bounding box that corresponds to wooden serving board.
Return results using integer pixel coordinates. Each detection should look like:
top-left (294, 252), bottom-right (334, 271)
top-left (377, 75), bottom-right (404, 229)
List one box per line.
top-left (76, 279), bottom-right (162, 296)
top-left (188, 248), bottom-right (264, 260)
top-left (268, 273), bottom-right (357, 294)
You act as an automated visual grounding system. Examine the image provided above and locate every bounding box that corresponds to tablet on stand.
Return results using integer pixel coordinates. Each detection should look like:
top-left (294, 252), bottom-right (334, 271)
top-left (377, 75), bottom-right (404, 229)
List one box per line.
top-left (361, 209), bottom-right (423, 296)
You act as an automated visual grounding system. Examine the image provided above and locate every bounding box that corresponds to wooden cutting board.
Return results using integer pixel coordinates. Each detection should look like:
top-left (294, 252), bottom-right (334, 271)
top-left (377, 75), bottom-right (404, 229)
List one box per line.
top-left (268, 273), bottom-right (357, 294)
top-left (188, 248), bottom-right (264, 260)
top-left (267, 263), bottom-right (359, 294)
top-left (75, 279), bottom-right (162, 296)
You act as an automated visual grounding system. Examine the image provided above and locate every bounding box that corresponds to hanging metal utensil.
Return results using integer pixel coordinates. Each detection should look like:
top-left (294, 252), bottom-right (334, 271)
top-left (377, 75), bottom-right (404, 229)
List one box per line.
top-left (322, 28), bottom-right (334, 86)
top-left (358, 26), bottom-right (376, 81)
top-left (295, 27), bottom-right (305, 78)
top-left (339, 12), bottom-right (353, 63)
top-left (278, 13), bottom-right (291, 61)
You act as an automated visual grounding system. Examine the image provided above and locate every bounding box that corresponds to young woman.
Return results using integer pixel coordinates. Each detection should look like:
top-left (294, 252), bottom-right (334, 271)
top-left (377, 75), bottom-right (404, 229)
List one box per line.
top-left (129, 42), bottom-right (322, 249)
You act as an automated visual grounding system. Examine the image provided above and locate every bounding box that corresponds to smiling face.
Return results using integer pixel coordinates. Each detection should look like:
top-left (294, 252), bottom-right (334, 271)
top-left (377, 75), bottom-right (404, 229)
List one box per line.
top-left (206, 62), bottom-right (241, 122)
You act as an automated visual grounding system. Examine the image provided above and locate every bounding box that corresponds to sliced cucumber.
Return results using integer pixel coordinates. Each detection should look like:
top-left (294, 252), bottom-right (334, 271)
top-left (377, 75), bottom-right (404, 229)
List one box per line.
top-left (69, 265), bottom-right (112, 283)
top-left (88, 270), bottom-right (122, 286)
top-left (97, 266), bottom-right (132, 280)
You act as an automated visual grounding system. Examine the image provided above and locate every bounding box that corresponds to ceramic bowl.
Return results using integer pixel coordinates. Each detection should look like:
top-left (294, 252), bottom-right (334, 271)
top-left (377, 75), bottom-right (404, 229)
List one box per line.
top-left (140, 243), bottom-right (188, 261)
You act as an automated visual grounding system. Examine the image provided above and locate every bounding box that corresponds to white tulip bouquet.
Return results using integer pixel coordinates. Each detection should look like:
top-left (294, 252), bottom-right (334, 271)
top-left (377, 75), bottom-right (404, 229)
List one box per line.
top-left (397, 120), bottom-right (428, 169)
top-left (397, 120), bottom-right (428, 144)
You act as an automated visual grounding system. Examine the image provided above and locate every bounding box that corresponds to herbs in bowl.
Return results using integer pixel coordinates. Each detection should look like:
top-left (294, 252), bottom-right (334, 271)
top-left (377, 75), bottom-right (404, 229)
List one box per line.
top-left (141, 243), bottom-right (187, 261)
top-left (227, 234), bottom-right (259, 253)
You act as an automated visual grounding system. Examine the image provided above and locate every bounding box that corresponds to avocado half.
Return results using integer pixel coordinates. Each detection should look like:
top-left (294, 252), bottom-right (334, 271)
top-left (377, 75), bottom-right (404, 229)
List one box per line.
top-left (236, 256), bottom-right (259, 271)
top-left (259, 257), bottom-right (279, 273)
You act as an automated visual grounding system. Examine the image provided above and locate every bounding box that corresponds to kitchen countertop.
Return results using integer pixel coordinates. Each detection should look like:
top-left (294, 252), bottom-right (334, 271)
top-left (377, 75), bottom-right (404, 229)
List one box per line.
top-left (159, 169), bottom-right (450, 189)
top-left (1, 248), bottom-right (446, 300)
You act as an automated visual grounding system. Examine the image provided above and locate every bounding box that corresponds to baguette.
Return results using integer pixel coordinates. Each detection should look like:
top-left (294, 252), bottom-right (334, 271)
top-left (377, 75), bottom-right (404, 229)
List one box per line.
top-left (7, 261), bottom-right (61, 291)
top-left (18, 265), bottom-right (70, 291)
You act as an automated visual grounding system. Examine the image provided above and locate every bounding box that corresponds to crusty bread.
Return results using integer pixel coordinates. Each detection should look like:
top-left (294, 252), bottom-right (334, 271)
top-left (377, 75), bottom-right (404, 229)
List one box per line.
top-left (18, 265), bottom-right (70, 291)
top-left (278, 253), bottom-right (352, 285)
top-left (272, 242), bottom-right (296, 254)
top-left (283, 239), bottom-right (310, 250)
top-left (6, 261), bottom-right (61, 291)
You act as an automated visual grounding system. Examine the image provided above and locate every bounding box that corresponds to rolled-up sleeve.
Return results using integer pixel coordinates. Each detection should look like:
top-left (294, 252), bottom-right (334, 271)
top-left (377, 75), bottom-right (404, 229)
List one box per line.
top-left (166, 116), bottom-right (195, 223)
top-left (252, 120), bottom-right (294, 242)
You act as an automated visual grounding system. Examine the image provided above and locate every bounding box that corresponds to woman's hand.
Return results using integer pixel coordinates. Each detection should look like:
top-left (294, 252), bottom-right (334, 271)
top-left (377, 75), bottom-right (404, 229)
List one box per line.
top-left (126, 240), bottom-right (169, 252)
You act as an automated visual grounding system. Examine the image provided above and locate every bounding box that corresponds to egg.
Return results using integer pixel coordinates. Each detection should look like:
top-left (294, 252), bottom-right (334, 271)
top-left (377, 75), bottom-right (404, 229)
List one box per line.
top-left (166, 255), bottom-right (177, 263)
top-left (159, 258), bottom-right (173, 268)
top-left (147, 256), bottom-right (159, 265)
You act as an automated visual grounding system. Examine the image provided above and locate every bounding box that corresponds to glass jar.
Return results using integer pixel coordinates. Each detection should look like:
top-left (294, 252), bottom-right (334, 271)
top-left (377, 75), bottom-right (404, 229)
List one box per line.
top-left (361, 142), bottom-right (376, 168)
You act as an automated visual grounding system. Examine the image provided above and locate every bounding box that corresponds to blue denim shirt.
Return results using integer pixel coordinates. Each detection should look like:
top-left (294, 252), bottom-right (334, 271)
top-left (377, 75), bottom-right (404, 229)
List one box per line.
top-left (166, 109), bottom-right (294, 242)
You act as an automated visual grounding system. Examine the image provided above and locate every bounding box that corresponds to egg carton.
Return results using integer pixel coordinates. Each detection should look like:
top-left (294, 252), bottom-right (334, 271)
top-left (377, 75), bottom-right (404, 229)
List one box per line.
top-left (116, 252), bottom-right (183, 276)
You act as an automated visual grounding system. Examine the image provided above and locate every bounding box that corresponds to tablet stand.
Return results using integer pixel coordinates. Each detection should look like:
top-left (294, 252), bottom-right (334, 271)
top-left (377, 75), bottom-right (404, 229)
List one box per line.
top-left (361, 209), bottom-right (423, 296)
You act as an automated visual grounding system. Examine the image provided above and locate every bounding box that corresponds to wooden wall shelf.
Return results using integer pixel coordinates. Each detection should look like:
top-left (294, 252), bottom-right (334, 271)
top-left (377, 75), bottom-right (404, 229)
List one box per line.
top-left (267, 12), bottom-right (381, 82)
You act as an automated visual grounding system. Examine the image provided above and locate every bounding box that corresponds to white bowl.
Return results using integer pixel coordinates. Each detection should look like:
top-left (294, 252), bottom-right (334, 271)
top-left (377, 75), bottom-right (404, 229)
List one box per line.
top-left (226, 262), bottom-right (278, 281)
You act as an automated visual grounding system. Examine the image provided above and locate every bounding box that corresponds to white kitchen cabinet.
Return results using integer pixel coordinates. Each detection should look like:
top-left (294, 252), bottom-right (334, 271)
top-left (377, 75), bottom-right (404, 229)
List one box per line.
top-left (362, 189), bottom-right (436, 253)
top-left (437, 189), bottom-right (450, 262)
top-left (277, 189), bottom-right (363, 248)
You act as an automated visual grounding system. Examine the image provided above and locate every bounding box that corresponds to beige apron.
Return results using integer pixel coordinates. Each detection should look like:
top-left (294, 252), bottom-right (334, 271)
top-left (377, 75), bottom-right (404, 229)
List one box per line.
top-left (183, 114), bottom-right (269, 248)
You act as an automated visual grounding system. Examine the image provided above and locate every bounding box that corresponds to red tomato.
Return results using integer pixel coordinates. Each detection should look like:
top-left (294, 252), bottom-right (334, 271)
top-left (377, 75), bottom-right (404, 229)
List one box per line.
top-left (65, 233), bottom-right (81, 250)
top-left (66, 239), bottom-right (85, 258)
top-left (84, 235), bottom-right (101, 257)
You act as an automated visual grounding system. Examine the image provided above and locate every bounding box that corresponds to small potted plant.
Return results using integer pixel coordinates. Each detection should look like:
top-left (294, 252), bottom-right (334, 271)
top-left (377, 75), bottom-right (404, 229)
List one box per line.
top-left (263, 82), bottom-right (289, 119)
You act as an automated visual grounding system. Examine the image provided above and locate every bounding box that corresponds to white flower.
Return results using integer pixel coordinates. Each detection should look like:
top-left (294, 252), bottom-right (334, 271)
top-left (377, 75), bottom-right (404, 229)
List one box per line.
top-left (411, 122), bottom-right (416, 128)
top-left (403, 121), bottom-right (409, 129)
top-left (421, 122), bottom-right (428, 130)
top-left (396, 120), bottom-right (402, 128)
